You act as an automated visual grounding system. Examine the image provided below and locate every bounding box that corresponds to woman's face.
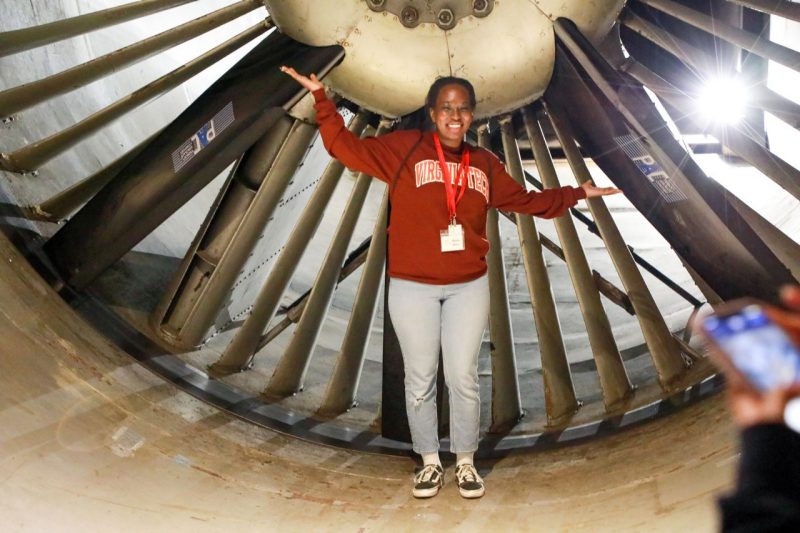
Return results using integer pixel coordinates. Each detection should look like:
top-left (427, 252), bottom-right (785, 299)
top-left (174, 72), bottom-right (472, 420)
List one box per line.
top-left (429, 83), bottom-right (474, 149)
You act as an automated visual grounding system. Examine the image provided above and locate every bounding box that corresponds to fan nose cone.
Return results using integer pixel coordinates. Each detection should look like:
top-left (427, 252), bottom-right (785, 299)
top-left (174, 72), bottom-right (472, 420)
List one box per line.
top-left (265, 0), bottom-right (626, 118)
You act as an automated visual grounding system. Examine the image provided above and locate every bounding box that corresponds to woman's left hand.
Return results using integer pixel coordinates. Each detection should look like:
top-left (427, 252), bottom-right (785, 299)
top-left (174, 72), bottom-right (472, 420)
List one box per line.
top-left (581, 180), bottom-right (623, 198)
top-left (280, 66), bottom-right (324, 93)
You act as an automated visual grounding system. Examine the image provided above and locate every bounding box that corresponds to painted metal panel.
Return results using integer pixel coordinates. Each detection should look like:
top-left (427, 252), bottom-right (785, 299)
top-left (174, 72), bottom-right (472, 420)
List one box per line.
top-left (266, 0), bottom-right (625, 117)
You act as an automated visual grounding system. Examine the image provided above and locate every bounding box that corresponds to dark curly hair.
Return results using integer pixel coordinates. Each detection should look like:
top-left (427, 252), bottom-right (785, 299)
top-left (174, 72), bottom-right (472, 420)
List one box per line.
top-left (424, 76), bottom-right (477, 113)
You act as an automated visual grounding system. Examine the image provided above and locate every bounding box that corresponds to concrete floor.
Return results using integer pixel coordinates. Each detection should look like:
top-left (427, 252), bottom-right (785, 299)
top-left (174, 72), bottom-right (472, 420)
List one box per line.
top-left (0, 228), bottom-right (739, 531)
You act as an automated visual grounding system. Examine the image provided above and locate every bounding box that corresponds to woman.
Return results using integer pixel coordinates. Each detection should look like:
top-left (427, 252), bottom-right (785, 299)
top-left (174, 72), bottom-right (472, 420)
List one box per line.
top-left (281, 66), bottom-right (621, 499)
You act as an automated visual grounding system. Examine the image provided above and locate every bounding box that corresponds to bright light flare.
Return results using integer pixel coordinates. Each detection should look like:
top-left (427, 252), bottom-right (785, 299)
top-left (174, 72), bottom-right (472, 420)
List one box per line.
top-left (696, 77), bottom-right (749, 125)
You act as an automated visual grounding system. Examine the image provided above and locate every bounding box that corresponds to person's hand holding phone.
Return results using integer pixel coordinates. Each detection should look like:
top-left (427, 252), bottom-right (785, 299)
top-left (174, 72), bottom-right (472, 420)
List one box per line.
top-left (766, 286), bottom-right (800, 347)
top-left (709, 289), bottom-right (800, 533)
top-left (703, 286), bottom-right (800, 429)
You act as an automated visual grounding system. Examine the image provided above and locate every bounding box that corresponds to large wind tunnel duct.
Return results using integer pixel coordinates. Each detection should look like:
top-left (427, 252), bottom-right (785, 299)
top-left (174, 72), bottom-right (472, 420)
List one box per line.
top-left (5, 0), bottom-right (799, 446)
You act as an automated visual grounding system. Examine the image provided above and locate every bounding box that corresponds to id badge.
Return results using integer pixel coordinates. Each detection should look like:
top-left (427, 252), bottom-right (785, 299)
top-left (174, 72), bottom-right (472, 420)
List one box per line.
top-left (440, 223), bottom-right (465, 252)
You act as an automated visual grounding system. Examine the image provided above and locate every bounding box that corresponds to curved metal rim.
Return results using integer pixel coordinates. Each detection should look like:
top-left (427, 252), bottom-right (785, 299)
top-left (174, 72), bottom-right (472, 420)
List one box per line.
top-left (67, 285), bottom-right (724, 459)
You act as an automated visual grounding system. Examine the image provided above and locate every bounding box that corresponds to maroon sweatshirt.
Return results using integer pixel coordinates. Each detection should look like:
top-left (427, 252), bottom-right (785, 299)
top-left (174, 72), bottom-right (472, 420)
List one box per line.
top-left (312, 89), bottom-right (587, 285)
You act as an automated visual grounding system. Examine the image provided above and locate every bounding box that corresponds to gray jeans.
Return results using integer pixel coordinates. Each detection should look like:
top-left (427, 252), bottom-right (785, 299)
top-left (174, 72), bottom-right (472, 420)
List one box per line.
top-left (388, 274), bottom-right (490, 454)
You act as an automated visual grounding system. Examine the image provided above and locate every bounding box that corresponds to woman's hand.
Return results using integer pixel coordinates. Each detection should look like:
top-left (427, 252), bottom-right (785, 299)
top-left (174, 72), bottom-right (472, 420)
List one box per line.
top-left (280, 66), bottom-right (324, 92)
top-left (581, 180), bottom-right (623, 198)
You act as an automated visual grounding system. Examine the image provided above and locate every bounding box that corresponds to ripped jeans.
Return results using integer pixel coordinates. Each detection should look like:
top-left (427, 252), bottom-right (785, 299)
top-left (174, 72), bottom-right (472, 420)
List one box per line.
top-left (388, 274), bottom-right (490, 454)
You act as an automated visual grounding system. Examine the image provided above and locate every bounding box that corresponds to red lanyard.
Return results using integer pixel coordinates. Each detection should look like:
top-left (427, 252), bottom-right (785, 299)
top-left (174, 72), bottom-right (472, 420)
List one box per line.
top-left (433, 133), bottom-right (470, 223)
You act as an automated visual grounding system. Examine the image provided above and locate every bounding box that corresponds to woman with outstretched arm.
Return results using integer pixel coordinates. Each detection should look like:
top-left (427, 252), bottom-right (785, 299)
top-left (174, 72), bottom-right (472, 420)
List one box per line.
top-left (282, 66), bottom-right (621, 499)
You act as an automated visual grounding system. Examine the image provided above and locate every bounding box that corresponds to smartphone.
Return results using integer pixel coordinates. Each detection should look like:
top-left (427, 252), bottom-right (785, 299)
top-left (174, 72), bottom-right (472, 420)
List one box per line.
top-left (701, 302), bottom-right (800, 391)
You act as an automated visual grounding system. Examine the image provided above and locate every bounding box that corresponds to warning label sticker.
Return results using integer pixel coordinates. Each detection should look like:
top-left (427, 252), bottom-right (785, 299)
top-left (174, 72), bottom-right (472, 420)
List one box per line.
top-left (171, 101), bottom-right (235, 173)
top-left (614, 134), bottom-right (687, 203)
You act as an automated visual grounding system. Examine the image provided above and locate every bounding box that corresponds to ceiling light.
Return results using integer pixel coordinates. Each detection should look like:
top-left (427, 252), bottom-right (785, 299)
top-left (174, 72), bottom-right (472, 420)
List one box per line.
top-left (697, 77), bottom-right (748, 126)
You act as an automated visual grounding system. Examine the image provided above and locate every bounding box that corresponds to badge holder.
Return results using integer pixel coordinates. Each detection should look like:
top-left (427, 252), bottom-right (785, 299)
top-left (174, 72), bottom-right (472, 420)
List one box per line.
top-left (440, 218), bottom-right (465, 252)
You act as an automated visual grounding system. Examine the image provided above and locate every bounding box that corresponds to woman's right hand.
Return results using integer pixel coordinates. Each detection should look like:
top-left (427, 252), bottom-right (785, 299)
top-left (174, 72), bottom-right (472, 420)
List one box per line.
top-left (280, 66), bottom-right (324, 92)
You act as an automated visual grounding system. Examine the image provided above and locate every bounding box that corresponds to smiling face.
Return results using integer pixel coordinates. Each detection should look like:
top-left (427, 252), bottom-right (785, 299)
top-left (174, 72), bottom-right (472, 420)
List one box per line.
top-left (428, 83), bottom-right (474, 149)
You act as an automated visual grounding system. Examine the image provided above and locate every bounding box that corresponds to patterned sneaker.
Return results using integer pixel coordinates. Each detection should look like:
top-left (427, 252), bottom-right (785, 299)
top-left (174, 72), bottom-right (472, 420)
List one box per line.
top-left (412, 464), bottom-right (444, 498)
top-left (455, 463), bottom-right (485, 499)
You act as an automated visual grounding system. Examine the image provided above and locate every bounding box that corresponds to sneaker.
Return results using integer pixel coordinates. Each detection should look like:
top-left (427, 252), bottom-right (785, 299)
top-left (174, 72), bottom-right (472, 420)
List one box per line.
top-left (412, 464), bottom-right (444, 498)
top-left (455, 463), bottom-right (485, 499)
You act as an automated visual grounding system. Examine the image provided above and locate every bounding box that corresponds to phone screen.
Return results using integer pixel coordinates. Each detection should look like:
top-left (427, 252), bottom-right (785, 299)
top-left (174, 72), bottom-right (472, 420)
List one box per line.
top-left (703, 304), bottom-right (800, 390)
